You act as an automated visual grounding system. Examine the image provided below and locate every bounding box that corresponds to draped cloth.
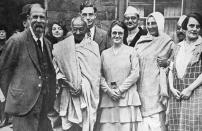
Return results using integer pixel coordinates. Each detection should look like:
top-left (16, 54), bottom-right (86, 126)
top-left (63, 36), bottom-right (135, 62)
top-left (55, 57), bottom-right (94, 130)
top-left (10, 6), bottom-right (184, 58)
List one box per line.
top-left (52, 35), bottom-right (101, 131)
top-left (135, 33), bottom-right (174, 116)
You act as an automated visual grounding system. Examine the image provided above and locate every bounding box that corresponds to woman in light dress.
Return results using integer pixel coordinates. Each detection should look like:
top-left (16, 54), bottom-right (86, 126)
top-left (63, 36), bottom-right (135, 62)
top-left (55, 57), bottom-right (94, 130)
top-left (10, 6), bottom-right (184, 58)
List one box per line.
top-left (99, 20), bottom-right (142, 131)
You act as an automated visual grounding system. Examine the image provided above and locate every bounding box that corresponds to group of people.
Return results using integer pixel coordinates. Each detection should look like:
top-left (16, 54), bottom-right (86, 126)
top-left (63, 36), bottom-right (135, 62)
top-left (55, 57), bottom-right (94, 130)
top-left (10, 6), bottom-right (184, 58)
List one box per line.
top-left (0, 1), bottom-right (202, 131)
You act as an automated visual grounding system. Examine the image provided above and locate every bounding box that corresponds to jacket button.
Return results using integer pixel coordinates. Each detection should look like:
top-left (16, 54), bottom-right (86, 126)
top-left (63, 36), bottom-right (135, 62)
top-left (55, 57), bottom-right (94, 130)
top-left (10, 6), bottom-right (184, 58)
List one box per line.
top-left (38, 83), bottom-right (42, 87)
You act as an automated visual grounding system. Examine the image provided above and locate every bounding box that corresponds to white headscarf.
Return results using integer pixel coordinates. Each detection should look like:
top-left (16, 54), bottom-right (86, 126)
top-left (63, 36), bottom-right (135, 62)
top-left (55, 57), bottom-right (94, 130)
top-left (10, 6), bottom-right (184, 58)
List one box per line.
top-left (147, 12), bottom-right (165, 35)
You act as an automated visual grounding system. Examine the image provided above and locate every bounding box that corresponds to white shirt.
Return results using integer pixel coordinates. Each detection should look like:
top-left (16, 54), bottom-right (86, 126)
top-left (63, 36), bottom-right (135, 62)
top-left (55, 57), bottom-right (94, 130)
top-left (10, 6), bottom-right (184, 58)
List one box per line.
top-left (90, 26), bottom-right (95, 40)
top-left (127, 27), bottom-right (139, 45)
top-left (30, 27), bottom-right (44, 51)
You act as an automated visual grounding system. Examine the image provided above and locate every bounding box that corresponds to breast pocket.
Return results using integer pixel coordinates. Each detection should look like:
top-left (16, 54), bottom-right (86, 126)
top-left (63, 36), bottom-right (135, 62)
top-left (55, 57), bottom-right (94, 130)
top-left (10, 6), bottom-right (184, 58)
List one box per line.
top-left (9, 88), bottom-right (24, 105)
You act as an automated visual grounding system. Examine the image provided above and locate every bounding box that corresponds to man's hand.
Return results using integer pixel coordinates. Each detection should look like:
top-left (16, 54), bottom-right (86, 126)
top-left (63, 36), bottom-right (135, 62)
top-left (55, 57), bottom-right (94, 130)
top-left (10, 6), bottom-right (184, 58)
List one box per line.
top-left (157, 57), bottom-right (170, 68)
top-left (70, 88), bottom-right (82, 97)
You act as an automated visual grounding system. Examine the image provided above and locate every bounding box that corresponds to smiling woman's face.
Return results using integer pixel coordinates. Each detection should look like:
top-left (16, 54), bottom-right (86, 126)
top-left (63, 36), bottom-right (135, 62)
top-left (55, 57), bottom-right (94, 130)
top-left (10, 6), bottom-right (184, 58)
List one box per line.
top-left (147, 16), bottom-right (158, 36)
top-left (186, 17), bottom-right (200, 41)
top-left (52, 24), bottom-right (64, 38)
top-left (111, 25), bottom-right (124, 45)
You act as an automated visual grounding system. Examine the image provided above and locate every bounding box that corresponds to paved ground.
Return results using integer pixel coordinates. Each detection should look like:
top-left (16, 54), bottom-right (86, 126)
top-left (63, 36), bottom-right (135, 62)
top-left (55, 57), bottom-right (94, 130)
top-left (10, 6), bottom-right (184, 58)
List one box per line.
top-left (0, 125), bottom-right (12, 131)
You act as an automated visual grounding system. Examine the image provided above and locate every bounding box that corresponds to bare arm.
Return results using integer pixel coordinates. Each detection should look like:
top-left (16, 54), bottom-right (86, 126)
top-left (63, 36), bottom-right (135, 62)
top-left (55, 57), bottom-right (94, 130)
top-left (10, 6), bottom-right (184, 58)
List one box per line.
top-left (168, 62), bottom-right (181, 99)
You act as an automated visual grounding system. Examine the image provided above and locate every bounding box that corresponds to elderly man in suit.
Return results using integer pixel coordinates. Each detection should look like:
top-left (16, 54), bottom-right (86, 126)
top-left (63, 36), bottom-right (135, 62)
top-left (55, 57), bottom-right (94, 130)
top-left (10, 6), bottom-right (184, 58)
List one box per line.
top-left (80, 1), bottom-right (111, 53)
top-left (0, 3), bottom-right (56, 131)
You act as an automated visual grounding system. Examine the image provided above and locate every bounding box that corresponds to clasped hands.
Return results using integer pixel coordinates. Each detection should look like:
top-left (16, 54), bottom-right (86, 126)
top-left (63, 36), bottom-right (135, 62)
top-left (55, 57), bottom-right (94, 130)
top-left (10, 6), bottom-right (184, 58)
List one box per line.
top-left (157, 57), bottom-right (170, 68)
top-left (107, 88), bottom-right (121, 101)
top-left (58, 79), bottom-right (81, 97)
top-left (170, 87), bottom-right (193, 100)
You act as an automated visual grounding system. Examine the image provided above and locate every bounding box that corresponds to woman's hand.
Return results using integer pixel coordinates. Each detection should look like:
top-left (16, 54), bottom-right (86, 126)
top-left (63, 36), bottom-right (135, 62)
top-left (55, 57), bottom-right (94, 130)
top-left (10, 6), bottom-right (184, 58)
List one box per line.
top-left (170, 88), bottom-right (181, 100)
top-left (180, 88), bottom-right (193, 100)
top-left (107, 89), bottom-right (121, 101)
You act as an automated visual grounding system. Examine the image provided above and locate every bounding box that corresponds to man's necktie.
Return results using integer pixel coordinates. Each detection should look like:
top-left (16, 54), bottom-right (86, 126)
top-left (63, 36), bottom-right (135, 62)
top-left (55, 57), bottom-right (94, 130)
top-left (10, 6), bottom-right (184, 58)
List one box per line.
top-left (87, 30), bottom-right (91, 39)
top-left (37, 39), bottom-right (42, 52)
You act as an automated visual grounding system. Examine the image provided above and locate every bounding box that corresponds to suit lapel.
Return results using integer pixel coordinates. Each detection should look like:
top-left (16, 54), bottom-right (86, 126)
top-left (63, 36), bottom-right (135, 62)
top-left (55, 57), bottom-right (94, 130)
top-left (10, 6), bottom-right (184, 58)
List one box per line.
top-left (94, 26), bottom-right (104, 45)
top-left (43, 38), bottom-right (54, 70)
top-left (26, 29), bottom-right (41, 73)
top-left (44, 39), bottom-right (52, 60)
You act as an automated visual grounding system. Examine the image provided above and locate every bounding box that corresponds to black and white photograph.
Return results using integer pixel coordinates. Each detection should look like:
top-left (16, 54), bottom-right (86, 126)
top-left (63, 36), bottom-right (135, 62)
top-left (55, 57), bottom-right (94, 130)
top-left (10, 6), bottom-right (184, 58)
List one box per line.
top-left (0, 0), bottom-right (202, 131)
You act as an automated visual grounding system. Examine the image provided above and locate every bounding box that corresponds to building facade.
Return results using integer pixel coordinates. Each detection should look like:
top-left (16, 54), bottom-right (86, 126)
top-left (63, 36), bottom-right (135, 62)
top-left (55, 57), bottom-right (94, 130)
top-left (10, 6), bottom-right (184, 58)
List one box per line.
top-left (0, 0), bottom-right (201, 40)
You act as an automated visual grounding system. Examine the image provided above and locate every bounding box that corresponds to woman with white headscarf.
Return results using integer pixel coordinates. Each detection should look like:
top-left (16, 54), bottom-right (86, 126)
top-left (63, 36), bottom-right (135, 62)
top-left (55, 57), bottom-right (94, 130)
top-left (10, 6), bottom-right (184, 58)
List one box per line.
top-left (135, 12), bottom-right (175, 131)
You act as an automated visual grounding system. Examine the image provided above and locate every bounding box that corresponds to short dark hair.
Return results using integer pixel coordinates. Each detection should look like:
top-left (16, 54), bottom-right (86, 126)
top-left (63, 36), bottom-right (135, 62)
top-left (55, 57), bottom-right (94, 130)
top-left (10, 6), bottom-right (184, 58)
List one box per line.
top-left (49, 21), bottom-right (67, 36)
top-left (182, 12), bottom-right (202, 30)
top-left (80, 1), bottom-right (97, 13)
top-left (20, 4), bottom-right (32, 21)
top-left (108, 20), bottom-right (128, 44)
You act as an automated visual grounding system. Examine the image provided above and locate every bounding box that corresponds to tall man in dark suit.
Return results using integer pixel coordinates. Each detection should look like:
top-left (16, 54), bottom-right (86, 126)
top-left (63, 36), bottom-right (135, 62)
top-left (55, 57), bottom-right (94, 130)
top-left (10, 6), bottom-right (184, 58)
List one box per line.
top-left (0, 3), bottom-right (56, 131)
top-left (80, 1), bottom-right (111, 53)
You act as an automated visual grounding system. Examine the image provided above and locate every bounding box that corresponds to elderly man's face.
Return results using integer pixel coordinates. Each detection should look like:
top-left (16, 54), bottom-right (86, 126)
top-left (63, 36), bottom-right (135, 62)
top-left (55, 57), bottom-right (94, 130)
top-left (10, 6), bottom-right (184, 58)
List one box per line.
top-left (29, 5), bottom-right (46, 38)
top-left (72, 19), bottom-right (87, 43)
top-left (0, 30), bottom-right (6, 40)
top-left (124, 14), bottom-right (139, 31)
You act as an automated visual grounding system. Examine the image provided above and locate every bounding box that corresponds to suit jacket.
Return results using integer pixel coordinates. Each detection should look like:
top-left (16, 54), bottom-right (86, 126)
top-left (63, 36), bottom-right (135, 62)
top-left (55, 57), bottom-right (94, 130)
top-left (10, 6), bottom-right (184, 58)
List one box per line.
top-left (0, 29), bottom-right (56, 116)
top-left (93, 26), bottom-right (111, 53)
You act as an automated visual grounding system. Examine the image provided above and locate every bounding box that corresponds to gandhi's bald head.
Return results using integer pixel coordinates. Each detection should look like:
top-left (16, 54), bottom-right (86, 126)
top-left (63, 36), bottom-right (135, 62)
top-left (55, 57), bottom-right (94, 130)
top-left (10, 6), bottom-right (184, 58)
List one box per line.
top-left (71, 16), bottom-right (88, 43)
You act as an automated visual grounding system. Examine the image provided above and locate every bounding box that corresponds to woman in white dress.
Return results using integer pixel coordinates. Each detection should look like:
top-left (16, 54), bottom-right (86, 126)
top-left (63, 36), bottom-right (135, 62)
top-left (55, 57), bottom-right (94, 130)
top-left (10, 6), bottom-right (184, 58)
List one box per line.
top-left (99, 20), bottom-right (142, 131)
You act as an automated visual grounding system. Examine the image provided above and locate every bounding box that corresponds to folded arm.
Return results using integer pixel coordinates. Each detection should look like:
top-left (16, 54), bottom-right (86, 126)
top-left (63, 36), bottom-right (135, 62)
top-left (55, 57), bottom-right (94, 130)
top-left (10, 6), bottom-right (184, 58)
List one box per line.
top-left (118, 50), bottom-right (140, 93)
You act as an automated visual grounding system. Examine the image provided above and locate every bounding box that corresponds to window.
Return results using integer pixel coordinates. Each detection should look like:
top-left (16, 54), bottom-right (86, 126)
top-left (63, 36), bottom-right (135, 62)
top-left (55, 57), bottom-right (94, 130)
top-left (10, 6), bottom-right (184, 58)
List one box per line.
top-left (128, 0), bottom-right (184, 42)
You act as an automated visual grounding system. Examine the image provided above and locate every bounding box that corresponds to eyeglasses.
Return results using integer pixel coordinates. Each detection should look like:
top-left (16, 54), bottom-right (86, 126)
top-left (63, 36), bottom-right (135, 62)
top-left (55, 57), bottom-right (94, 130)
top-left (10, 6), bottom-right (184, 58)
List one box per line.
top-left (124, 16), bottom-right (137, 21)
top-left (112, 31), bottom-right (124, 36)
top-left (72, 27), bottom-right (86, 33)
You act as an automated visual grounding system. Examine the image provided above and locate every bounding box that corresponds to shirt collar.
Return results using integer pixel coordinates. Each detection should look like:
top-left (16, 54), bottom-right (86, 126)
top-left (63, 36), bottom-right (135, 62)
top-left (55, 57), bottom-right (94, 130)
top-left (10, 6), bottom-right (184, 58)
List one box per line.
top-left (179, 36), bottom-right (202, 47)
top-left (128, 27), bottom-right (139, 35)
top-left (29, 26), bottom-right (43, 42)
top-left (90, 26), bottom-right (95, 38)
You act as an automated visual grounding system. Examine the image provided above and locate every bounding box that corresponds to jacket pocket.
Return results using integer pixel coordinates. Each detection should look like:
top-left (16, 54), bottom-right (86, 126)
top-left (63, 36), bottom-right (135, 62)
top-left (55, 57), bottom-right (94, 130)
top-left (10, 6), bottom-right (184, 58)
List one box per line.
top-left (9, 88), bottom-right (24, 105)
